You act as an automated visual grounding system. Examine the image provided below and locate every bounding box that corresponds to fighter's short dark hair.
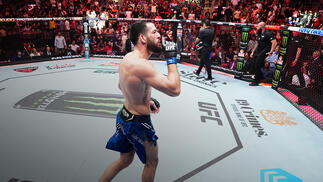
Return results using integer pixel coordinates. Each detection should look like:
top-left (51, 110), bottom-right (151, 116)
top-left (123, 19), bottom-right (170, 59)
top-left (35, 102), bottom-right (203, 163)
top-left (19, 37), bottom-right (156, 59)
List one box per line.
top-left (202, 18), bottom-right (211, 26)
top-left (130, 21), bottom-right (150, 45)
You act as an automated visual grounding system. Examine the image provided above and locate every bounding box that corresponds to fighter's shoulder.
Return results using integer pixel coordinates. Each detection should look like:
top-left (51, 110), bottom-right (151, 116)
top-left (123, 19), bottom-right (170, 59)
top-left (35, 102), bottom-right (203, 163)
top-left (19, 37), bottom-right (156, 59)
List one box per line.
top-left (122, 53), bottom-right (152, 70)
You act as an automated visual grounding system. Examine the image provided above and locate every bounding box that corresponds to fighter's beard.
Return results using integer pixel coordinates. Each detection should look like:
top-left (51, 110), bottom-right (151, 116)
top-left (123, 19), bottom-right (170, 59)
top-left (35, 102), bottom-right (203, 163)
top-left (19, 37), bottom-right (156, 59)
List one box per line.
top-left (147, 38), bottom-right (162, 53)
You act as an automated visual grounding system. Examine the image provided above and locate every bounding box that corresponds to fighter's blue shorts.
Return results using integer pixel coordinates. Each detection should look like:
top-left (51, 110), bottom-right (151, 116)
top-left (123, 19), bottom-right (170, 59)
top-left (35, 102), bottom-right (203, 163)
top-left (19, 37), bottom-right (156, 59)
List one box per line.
top-left (106, 106), bottom-right (158, 164)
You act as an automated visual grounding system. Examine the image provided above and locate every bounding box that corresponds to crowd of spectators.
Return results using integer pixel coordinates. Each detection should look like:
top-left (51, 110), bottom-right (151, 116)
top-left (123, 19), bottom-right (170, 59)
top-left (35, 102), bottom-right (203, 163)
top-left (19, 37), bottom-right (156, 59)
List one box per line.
top-left (0, 0), bottom-right (321, 69)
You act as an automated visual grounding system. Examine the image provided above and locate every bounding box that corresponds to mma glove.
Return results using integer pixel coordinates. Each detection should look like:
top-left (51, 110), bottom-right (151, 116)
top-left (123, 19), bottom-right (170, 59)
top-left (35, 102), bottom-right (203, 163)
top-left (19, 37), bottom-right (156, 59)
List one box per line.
top-left (162, 38), bottom-right (178, 65)
top-left (150, 97), bottom-right (160, 111)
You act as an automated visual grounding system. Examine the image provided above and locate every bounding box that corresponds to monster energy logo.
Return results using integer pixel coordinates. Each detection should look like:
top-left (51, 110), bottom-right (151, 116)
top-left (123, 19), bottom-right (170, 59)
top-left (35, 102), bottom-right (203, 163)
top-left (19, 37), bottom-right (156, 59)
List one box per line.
top-left (14, 90), bottom-right (124, 118)
top-left (281, 36), bottom-right (288, 47)
top-left (241, 32), bottom-right (249, 42)
top-left (237, 62), bottom-right (243, 71)
top-left (273, 70), bottom-right (280, 80)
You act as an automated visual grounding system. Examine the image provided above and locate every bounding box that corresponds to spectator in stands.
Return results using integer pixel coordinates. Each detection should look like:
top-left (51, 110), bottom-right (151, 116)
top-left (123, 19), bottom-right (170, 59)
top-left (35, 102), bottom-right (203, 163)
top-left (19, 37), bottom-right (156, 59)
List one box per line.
top-left (112, 36), bottom-right (121, 55)
top-left (54, 32), bottom-right (67, 56)
top-left (13, 50), bottom-right (24, 61)
top-left (210, 45), bottom-right (222, 65)
top-left (265, 45), bottom-right (279, 69)
top-left (225, 47), bottom-right (235, 64)
top-left (97, 39), bottom-right (106, 54)
top-left (246, 34), bottom-right (256, 53)
top-left (188, 10), bottom-right (196, 20)
top-left (151, 3), bottom-right (157, 17)
top-left (104, 40), bottom-right (113, 55)
top-left (70, 40), bottom-right (80, 55)
top-left (292, 61), bottom-right (311, 88)
top-left (233, 7), bottom-right (241, 22)
top-left (43, 45), bottom-right (53, 57)
top-left (228, 54), bottom-right (238, 70)
top-left (30, 47), bottom-right (40, 57)
top-left (125, 31), bottom-right (133, 53)
top-left (224, 5), bottom-right (233, 22)
top-left (308, 50), bottom-right (322, 89)
top-left (0, 25), bottom-right (6, 37)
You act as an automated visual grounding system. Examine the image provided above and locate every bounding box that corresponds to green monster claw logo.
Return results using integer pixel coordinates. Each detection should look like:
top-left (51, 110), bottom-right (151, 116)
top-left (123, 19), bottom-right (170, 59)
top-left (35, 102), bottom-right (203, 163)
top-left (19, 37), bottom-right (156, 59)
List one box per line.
top-left (241, 32), bottom-right (249, 42)
top-left (64, 96), bottom-right (124, 115)
top-left (237, 62), bottom-right (243, 71)
top-left (14, 90), bottom-right (125, 118)
top-left (274, 70), bottom-right (280, 80)
top-left (281, 36), bottom-right (288, 47)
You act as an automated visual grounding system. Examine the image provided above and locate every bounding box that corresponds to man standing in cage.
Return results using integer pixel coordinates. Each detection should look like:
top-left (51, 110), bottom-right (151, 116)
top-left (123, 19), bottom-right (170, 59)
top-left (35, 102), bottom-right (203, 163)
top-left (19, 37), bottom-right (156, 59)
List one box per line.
top-left (249, 22), bottom-right (277, 86)
top-left (100, 21), bottom-right (180, 182)
top-left (282, 32), bottom-right (306, 88)
top-left (194, 18), bottom-right (215, 80)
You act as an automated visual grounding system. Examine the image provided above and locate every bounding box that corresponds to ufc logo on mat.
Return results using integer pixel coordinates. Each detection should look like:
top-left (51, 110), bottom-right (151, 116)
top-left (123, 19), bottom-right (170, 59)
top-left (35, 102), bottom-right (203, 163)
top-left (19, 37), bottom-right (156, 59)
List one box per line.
top-left (198, 101), bottom-right (223, 126)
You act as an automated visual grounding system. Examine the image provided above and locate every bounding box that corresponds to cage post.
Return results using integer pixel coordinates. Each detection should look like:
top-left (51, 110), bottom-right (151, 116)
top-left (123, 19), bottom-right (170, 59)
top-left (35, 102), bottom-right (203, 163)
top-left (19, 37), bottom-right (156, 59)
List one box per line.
top-left (272, 28), bottom-right (291, 89)
top-left (83, 19), bottom-right (90, 59)
top-left (234, 26), bottom-right (251, 79)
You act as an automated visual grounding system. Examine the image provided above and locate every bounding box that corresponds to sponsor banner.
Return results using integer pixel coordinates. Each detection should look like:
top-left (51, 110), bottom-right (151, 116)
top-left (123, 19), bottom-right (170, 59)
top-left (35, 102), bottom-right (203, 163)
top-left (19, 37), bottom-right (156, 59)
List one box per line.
top-left (46, 64), bottom-right (75, 70)
top-left (50, 55), bottom-right (82, 60)
top-left (260, 168), bottom-right (302, 182)
top-left (288, 26), bottom-right (323, 36)
top-left (14, 66), bottom-right (38, 73)
top-left (93, 54), bottom-right (124, 58)
top-left (14, 90), bottom-right (124, 118)
top-left (0, 17), bottom-right (82, 22)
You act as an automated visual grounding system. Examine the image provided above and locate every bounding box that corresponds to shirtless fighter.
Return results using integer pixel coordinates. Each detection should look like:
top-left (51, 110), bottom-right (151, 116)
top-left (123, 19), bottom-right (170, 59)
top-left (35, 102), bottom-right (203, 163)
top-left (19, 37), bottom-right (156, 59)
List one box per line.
top-left (99, 21), bottom-right (181, 182)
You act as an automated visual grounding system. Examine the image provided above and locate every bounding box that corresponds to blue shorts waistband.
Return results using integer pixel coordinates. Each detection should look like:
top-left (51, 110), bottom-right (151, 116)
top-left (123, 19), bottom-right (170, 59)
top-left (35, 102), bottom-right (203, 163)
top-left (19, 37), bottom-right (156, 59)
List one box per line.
top-left (120, 106), bottom-right (150, 122)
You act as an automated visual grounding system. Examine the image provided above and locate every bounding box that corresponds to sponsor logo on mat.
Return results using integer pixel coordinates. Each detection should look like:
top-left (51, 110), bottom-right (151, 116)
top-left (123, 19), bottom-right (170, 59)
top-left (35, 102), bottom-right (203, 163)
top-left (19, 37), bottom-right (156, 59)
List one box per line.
top-left (98, 62), bottom-right (120, 67)
top-left (14, 66), bottom-right (38, 73)
top-left (260, 109), bottom-right (297, 126)
top-left (93, 69), bottom-right (117, 74)
top-left (8, 177), bottom-right (35, 182)
top-left (46, 64), bottom-right (75, 70)
top-left (14, 90), bottom-right (124, 118)
top-left (235, 99), bottom-right (268, 137)
top-left (260, 168), bottom-right (302, 182)
top-left (179, 69), bottom-right (227, 88)
top-left (198, 101), bottom-right (223, 126)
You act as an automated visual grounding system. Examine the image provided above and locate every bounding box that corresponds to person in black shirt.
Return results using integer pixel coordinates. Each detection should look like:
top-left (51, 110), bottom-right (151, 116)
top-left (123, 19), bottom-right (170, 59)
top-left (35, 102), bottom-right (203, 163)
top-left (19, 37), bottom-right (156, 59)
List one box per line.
top-left (125, 31), bottom-right (133, 53)
top-left (250, 22), bottom-right (277, 86)
top-left (283, 32), bottom-right (306, 87)
top-left (194, 18), bottom-right (215, 80)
